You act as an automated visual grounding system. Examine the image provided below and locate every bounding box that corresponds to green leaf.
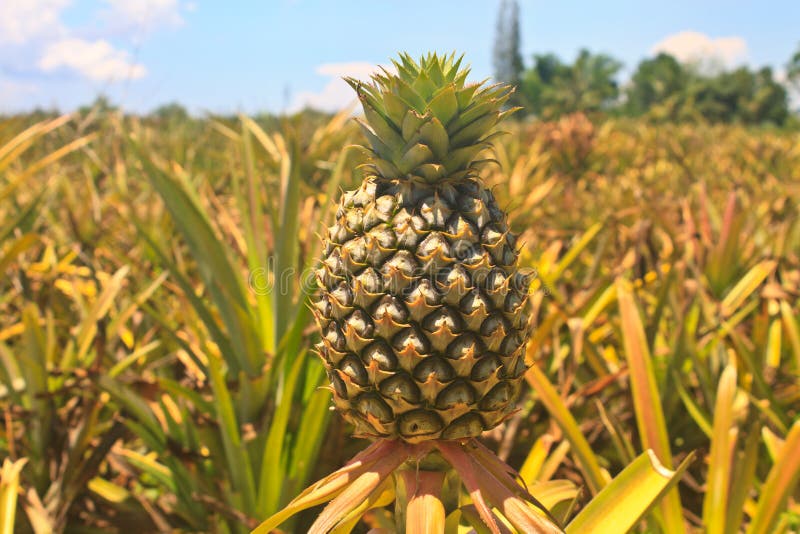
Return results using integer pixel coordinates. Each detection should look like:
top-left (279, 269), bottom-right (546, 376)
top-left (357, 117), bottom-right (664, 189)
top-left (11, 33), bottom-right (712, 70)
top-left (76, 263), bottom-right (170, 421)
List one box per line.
top-left (398, 143), bottom-right (434, 174)
top-left (401, 110), bottom-right (428, 141)
top-left (136, 145), bottom-right (261, 376)
top-left (257, 348), bottom-right (308, 515)
top-left (449, 113), bottom-right (498, 148)
top-left (418, 117), bottom-right (449, 159)
top-left (428, 84), bottom-right (458, 126)
top-left (207, 352), bottom-right (257, 516)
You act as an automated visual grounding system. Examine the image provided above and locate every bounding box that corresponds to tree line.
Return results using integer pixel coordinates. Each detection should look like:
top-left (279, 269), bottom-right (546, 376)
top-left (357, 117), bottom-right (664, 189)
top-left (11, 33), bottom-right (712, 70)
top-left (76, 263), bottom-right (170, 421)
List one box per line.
top-left (494, 0), bottom-right (800, 126)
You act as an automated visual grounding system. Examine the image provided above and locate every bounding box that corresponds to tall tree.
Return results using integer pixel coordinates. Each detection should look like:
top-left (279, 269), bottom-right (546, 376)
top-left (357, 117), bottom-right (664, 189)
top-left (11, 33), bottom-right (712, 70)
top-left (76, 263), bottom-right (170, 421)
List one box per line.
top-left (493, 0), bottom-right (524, 107)
top-left (787, 42), bottom-right (800, 95)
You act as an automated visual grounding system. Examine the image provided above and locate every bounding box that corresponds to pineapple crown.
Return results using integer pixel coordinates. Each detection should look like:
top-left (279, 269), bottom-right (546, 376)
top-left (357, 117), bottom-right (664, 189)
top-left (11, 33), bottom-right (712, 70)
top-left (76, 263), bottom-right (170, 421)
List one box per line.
top-left (345, 52), bottom-right (519, 184)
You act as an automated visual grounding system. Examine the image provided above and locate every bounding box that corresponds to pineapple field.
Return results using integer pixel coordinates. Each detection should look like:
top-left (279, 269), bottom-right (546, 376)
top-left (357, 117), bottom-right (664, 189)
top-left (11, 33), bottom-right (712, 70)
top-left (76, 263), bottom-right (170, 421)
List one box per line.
top-left (1, 75), bottom-right (800, 533)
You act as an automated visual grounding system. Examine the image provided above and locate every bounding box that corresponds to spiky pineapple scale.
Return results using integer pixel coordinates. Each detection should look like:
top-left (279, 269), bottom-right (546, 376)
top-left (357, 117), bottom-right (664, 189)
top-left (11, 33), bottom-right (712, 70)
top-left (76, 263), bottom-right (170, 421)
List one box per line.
top-left (313, 53), bottom-right (529, 443)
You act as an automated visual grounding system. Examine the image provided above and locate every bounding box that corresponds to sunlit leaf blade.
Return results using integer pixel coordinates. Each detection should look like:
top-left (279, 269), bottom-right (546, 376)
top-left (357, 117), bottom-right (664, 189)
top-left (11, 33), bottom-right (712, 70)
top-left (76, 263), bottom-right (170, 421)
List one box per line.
top-left (436, 442), bottom-right (502, 534)
top-left (530, 480), bottom-right (580, 511)
top-left (616, 278), bottom-right (686, 534)
top-left (252, 440), bottom-right (402, 534)
top-left (307, 449), bottom-right (410, 534)
top-left (719, 260), bottom-right (776, 317)
top-left (401, 470), bottom-right (446, 534)
top-left (566, 450), bottom-right (695, 534)
top-left (702, 364), bottom-right (738, 534)
top-left (525, 363), bottom-right (606, 495)
top-left (0, 458), bottom-right (27, 534)
top-left (329, 477), bottom-right (394, 534)
top-left (745, 421), bottom-right (800, 534)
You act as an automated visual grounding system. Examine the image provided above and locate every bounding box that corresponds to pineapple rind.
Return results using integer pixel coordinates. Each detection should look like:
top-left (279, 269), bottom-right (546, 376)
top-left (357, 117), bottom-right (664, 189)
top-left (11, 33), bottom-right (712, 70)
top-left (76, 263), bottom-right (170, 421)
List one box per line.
top-left (315, 178), bottom-right (530, 443)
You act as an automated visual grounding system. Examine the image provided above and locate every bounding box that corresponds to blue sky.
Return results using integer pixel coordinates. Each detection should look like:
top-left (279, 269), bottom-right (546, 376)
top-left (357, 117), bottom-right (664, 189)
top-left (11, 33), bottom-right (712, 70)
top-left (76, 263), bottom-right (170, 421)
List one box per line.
top-left (1, 0), bottom-right (798, 114)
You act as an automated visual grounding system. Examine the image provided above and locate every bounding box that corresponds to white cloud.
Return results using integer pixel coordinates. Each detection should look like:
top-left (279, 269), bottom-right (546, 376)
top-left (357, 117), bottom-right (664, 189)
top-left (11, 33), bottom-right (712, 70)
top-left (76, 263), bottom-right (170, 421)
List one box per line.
top-left (102, 0), bottom-right (185, 32)
top-left (0, 0), bottom-right (69, 45)
top-left (38, 38), bottom-right (147, 82)
top-left (651, 31), bottom-right (748, 68)
top-left (290, 62), bottom-right (384, 113)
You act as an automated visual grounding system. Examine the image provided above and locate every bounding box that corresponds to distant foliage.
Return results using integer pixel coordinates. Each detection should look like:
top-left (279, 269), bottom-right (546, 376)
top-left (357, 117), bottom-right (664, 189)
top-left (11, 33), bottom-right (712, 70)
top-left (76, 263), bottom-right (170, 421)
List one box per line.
top-left (520, 50), bottom-right (622, 119)
top-left (494, 3), bottom-right (798, 125)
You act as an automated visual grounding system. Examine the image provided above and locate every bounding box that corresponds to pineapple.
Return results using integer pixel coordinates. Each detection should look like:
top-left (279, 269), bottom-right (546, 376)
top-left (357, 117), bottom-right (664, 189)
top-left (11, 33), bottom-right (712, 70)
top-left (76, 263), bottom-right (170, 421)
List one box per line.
top-left (314, 53), bottom-right (530, 443)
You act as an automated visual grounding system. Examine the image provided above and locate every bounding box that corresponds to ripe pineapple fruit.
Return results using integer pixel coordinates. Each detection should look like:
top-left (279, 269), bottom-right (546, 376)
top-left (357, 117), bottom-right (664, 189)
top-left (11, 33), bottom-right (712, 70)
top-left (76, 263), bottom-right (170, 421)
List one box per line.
top-left (314, 53), bottom-right (531, 443)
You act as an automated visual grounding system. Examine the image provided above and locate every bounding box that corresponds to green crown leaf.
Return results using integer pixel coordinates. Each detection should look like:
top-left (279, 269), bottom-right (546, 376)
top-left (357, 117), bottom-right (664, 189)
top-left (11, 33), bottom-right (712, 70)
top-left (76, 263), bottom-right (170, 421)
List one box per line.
top-left (350, 52), bottom-right (518, 183)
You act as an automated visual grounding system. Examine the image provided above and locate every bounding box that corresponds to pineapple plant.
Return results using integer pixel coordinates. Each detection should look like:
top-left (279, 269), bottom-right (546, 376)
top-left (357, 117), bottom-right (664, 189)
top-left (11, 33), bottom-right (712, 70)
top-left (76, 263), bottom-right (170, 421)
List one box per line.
top-left (255, 53), bottom-right (563, 533)
top-left (316, 53), bottom-right (530, 443)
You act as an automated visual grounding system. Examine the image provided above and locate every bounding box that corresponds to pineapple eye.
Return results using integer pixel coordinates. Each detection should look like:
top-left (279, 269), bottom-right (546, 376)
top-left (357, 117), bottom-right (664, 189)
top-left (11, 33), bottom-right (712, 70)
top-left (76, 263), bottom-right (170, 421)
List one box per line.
top-left (351, 181), bottom-right (377, 207)
top-left (442, 413), bottom-right (484, 440)
top-left (406, 278), bottom-right (440, 306)
top-left (374, 195), bottom-right (396, 218)
top-left (313, 296), bottom-right (332, 319)
top-left (372, 295), bottom-right (409, 325)
top-left (328, 220), bottom-right (353, 244)
top-left (339, 355), bottom-right (368, 386)
top-left (354, 267), bottom-right (383, 294)
top-left (393, 209), bottom-right (426, 249)
top-left (327, 370), bottom-right (348, 398)
top-left (392, 326), bottom-right (429, 355)
top-left (322, 249), bottom-right (345, 276)
top-left (446, 333), bottom-right (483, 361)
top-left (378, 373), bottom-right (420, 403)
top-left (504, 290), bottom-right (524, 314)
top-left (344, 209), bottom-right (364, 232)
top-left (435, 380), bottom-right (476, 409)
top-left (459, 289), bottom-right (490, 316)
top-left (345, 310), bottom-right (374, 338)
top-left (323, 323), bottom-right (346, 352)
top-left (479, 382), bottom-right (515, 411)
top-left (342, 237), bottom-right (368, 266)
top-left (419, 196), bottom-right (451, 227)
top-left (418, 232), bottom-right (452, 261)
top-left (330, 283), bottom-right (354, 307)
top-left (362, 341), bottom-right (398, 371)
top-left (381, 250), bottom-right (418, 293)
top-left (445, 214), bottom-right (478, 242)
top-left (355, 393), bottom-right (393, 422)
top-left (499, 333), bottom-right (524, 356)
top-left (368, 224), bottom-right (397, 248)
top-left (486, 268), bottom-right (509, 292)
top-left (413, 356), bottom-right (455, 383)
top-left (481, 224), bottom-right (505, 248)
top-left (470, 355), bottom-right (502, 382)
top-left (422, 308), bottom-right (461, 334)
top-left (437, 264), bottom-right (473, 298)
top-left (480, 313), bottom-right (509, 337)
top-left (501, 355), bottom-right (528, 379)
top-left (398, 410), bottom-right (443, 437)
